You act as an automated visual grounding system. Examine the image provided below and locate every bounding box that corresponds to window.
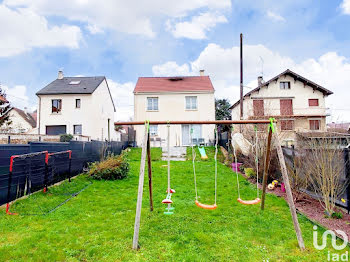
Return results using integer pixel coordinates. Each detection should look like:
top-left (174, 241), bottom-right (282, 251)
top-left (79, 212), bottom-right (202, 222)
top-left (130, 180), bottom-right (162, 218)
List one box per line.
top-left (309, 120), bottom-right (320, 130)
top-left (147, 97), bottom-right (158, 111)
top-left (73, 125), bottom-right (82, 135)
top-left (281, 120), bottom-right (294, 131)
top-left (52, 99), bottom-right (62, 113)
top-left (185, 96), bottom-right (197, 110)
top-left (76, 99), bottom-right (81, 108)
top-left (253, 99), bottom-right (264, 116)
top-left (149, 125), bottom-right (158, 136)
top-left (280, 99), bottom-right (293, 115)
top-left (69, 80), bottom-right (81, 85)
top-left (308, 99), bottom-right (319, 107)
top-left (280, 81), bottom-right (291, 89)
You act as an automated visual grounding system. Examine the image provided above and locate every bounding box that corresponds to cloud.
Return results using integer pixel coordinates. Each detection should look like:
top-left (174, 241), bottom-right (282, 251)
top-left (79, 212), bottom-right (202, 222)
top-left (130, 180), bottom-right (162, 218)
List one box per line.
top-left (4, 0), bottom-right (231, 38)
top-left (266, 10), bottom-right (285, 22)
top-left (1, 85), bottom-right (32, 110)
top-left (107, 79), bottom-right (135, 121)
top-left (341, 0), bottom-right (350, 14)
top-left (152, 61), bottom-right (191, 76)
top-left (0, 4), bottom-right (82, 57)
top-left (166, 12), bottom-right (228, 39)
top-left (152, 43), bottom-right (350, 121)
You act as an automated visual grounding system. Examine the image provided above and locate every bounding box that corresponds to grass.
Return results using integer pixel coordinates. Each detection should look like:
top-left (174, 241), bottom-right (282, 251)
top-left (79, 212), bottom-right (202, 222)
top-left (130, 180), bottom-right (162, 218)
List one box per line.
top-left (0, 147), bottom-right (349, 261)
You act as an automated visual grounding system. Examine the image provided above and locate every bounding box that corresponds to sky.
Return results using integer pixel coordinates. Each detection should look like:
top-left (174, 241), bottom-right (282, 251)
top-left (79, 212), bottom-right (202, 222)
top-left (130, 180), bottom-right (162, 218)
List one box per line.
top-left (1, 0), bottom-right (350, 122)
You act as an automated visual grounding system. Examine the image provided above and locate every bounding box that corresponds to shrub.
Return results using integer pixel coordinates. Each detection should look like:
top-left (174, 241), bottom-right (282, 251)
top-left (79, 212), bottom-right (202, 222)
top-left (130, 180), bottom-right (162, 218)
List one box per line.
top-left (88, 154), bottom-right (129, 180)
top-left (60, 134), bottom-right (73, 142)
top-left (331, 212), bottom-right (343, 219)
top-left (244, 168), bottom-right (256, 178)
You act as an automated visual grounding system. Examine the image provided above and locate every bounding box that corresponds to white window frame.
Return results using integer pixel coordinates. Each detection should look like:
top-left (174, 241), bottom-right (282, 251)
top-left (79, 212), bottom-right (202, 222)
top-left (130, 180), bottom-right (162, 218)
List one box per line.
top-left (185, 96), bottom-right (197, 110)
top-left (52, 99), bottom-right (62, 113)
top-left (147, 97), bottom-right (159, 111)
top-left (149, 125), bottom-right (158, 136)
top-left (73, 124), bottom-right (82, 135)
top-left (76, 99), bottom-right (81, 108)
top-left (308, 118), bottom-right (321, 131)
top-left (280, 81), bottom-right (291, 89)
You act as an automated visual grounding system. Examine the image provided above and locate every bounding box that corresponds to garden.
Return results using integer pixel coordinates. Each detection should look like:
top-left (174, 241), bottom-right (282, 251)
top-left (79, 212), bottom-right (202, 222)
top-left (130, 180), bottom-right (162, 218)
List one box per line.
top-left (0, 147), bottom-right (349, 261)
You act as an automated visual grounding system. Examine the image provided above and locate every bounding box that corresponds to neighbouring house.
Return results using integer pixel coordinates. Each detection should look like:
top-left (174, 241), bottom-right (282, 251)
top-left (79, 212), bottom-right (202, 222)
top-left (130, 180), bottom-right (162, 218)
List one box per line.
top-left (230, 69), bottom-right (333, 145)
top-left (133, 71), bottom-right (215, 147)
top-left (327, 122), bottom-right (350, 133)
top-left (36, 71), bottom-right (117, 141)
top-left (6, 107), bottom-right (37, 133)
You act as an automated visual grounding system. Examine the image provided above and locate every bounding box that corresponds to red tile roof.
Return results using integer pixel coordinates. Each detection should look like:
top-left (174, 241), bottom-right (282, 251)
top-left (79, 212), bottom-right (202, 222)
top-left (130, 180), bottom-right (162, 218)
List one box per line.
top-left (134, 76), bottom-right (215, 93)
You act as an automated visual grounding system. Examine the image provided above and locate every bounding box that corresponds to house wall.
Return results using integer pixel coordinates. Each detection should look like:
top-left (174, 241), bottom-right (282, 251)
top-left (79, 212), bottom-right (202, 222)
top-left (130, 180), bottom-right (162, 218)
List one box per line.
top-left (231, 75), bottom-right (329, 143)
top-left (37, 79), bottom-right (118, 141)
top-left (134, 92), bottom-right (215, 147)
top-left (7, 110), bottom-right (34, 133)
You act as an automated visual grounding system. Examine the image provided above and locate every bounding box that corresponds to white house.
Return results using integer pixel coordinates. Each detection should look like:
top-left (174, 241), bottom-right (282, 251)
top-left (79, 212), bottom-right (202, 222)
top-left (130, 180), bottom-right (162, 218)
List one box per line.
top-left (36, 71), bottom-right (117, 141)
top-left (230, 69), bottom-right (333, 144)
top-left (133, 71), bottom-right (216, 147)
top-left (7, 108), bottom-right (37, 133)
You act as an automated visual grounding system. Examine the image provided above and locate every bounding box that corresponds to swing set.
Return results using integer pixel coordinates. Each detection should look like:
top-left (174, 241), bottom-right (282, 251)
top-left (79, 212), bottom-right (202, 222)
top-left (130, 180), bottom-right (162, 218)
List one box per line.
top-left (114, 119), bottom-right (305, 251)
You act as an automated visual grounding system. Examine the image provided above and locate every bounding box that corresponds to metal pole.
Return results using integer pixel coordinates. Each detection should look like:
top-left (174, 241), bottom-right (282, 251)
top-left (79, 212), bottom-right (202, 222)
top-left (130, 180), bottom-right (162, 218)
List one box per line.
top-left (260, 126), bottom-right (273, 210)
top-left (167, 124), bottom-right (171, 191)
top-left (146, 131), bottom-right (153, 211)
top-left (344, 148), bottom-right (350, 214)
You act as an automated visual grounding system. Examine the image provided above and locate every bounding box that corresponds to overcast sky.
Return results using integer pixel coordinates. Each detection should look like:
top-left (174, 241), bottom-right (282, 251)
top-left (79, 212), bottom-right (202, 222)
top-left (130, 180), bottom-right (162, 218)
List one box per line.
top-left (1, 0), bottom-right (350, 121)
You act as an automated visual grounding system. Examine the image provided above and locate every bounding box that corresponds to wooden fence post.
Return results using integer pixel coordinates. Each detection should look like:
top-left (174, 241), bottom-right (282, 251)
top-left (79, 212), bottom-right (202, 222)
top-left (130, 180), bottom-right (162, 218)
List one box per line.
top-left (274, 130), bottom-right (305, 250)
top-left (132, 124), bottom-right (149, 250)
top-left (260, 126), bottom-right (273, 210)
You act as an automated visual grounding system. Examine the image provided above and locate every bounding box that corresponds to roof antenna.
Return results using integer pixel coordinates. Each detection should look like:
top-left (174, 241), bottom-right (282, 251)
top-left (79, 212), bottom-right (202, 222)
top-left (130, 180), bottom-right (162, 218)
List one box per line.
top-left (259, 56), bottom-right (264, 78)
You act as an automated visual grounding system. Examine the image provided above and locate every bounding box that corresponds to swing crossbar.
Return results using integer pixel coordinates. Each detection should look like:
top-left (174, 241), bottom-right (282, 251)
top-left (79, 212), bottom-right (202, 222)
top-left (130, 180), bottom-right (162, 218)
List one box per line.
top-left (115, 120), bottom-right (273, 125)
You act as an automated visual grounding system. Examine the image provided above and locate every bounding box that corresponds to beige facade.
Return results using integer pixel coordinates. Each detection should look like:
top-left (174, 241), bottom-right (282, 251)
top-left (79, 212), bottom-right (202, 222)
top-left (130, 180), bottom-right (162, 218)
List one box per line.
top-left (37, 79), bottom-right (118, 141)
top-left (231, 71), bottom-right (332, 144)
top-left (134, 92), bottom-right (215, 147)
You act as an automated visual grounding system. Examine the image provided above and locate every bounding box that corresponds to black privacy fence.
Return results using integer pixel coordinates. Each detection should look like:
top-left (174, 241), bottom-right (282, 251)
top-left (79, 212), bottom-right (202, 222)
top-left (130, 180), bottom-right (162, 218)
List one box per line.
top-left (283, 146), bottom-right (350, 213)
top-left (0, 140), bottom-right (129, 206)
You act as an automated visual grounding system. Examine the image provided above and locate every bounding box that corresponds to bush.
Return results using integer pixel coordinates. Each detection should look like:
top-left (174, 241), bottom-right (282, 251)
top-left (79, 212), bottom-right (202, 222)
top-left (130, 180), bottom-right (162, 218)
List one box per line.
top-left (244, 168), bottom-right (256, 178)
top-left (88, 154), bottom-right (129, 180)
top-left (60, 134), bottom-right (73, 142)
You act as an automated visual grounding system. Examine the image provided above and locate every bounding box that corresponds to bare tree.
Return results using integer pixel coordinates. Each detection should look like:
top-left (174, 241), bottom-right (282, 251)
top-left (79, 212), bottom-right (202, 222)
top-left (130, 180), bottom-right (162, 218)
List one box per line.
top-left (303, 138), bottom-right (349, 216)
top-left (285, 151), bottom-right (309, 202)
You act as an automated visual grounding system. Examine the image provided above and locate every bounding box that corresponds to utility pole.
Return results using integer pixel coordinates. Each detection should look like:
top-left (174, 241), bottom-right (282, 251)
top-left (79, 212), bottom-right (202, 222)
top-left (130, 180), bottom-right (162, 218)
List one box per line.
top-left (240, 33), bottom-right (244, 131)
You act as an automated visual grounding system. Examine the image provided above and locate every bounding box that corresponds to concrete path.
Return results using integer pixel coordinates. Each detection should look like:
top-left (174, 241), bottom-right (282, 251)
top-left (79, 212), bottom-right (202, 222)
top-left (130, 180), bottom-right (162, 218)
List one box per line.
top-left (161, 146), bottom-right (187, 161)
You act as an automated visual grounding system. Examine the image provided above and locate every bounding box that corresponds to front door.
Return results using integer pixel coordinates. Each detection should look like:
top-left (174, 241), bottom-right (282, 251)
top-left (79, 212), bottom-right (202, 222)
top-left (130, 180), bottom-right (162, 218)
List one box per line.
top-left (182, 124), bottom-right (202, 146)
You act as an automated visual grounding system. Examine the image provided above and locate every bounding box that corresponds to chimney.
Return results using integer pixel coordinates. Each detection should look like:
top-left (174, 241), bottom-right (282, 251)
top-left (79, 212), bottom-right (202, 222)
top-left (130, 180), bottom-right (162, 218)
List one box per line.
top-left (58, 70), bottom-right (64, 80)
top-left (24, 107), bottom-right (28, 114)
top-left (199, 69), bottom-right (205, 76)
top-left (258, 76), bottom-right (263, 86)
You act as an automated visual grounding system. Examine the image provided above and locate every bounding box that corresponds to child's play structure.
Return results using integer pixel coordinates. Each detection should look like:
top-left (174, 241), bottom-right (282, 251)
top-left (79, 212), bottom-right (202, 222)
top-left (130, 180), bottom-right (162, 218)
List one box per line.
top-left (198, 146), bottom-right (208, 160)
top-left (115, 119), bottom-right (305, 251)
top-left (190, 127), bottom-right (218, 210)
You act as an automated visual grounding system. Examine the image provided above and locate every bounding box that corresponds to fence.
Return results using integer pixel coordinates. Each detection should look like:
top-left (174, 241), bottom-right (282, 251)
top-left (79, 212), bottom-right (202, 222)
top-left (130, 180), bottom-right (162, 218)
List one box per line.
top-left (282, 146), bottom-right (350, 213)
top-left (0, 140), bottom-right (129, 206)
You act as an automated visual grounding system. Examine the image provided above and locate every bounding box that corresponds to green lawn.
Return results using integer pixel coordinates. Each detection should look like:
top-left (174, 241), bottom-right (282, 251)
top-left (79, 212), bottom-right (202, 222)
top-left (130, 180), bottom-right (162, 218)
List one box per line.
top-left (0, 147), bottom-right (348, 261)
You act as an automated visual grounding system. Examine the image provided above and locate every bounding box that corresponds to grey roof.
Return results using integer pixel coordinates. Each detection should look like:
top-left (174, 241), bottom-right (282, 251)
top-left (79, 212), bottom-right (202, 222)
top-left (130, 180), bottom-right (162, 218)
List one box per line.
top-left (36, 76), bottom-right (116, 112)
top-left (229, 69), bottom-right (333, 110)
top-left (36, 76), bottom-right (105, 95)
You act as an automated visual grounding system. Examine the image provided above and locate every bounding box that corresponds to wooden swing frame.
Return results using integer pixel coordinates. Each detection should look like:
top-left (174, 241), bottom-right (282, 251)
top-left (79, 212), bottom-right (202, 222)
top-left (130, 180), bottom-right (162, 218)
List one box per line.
top-left (115, 119), bottom-right (305, 251)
